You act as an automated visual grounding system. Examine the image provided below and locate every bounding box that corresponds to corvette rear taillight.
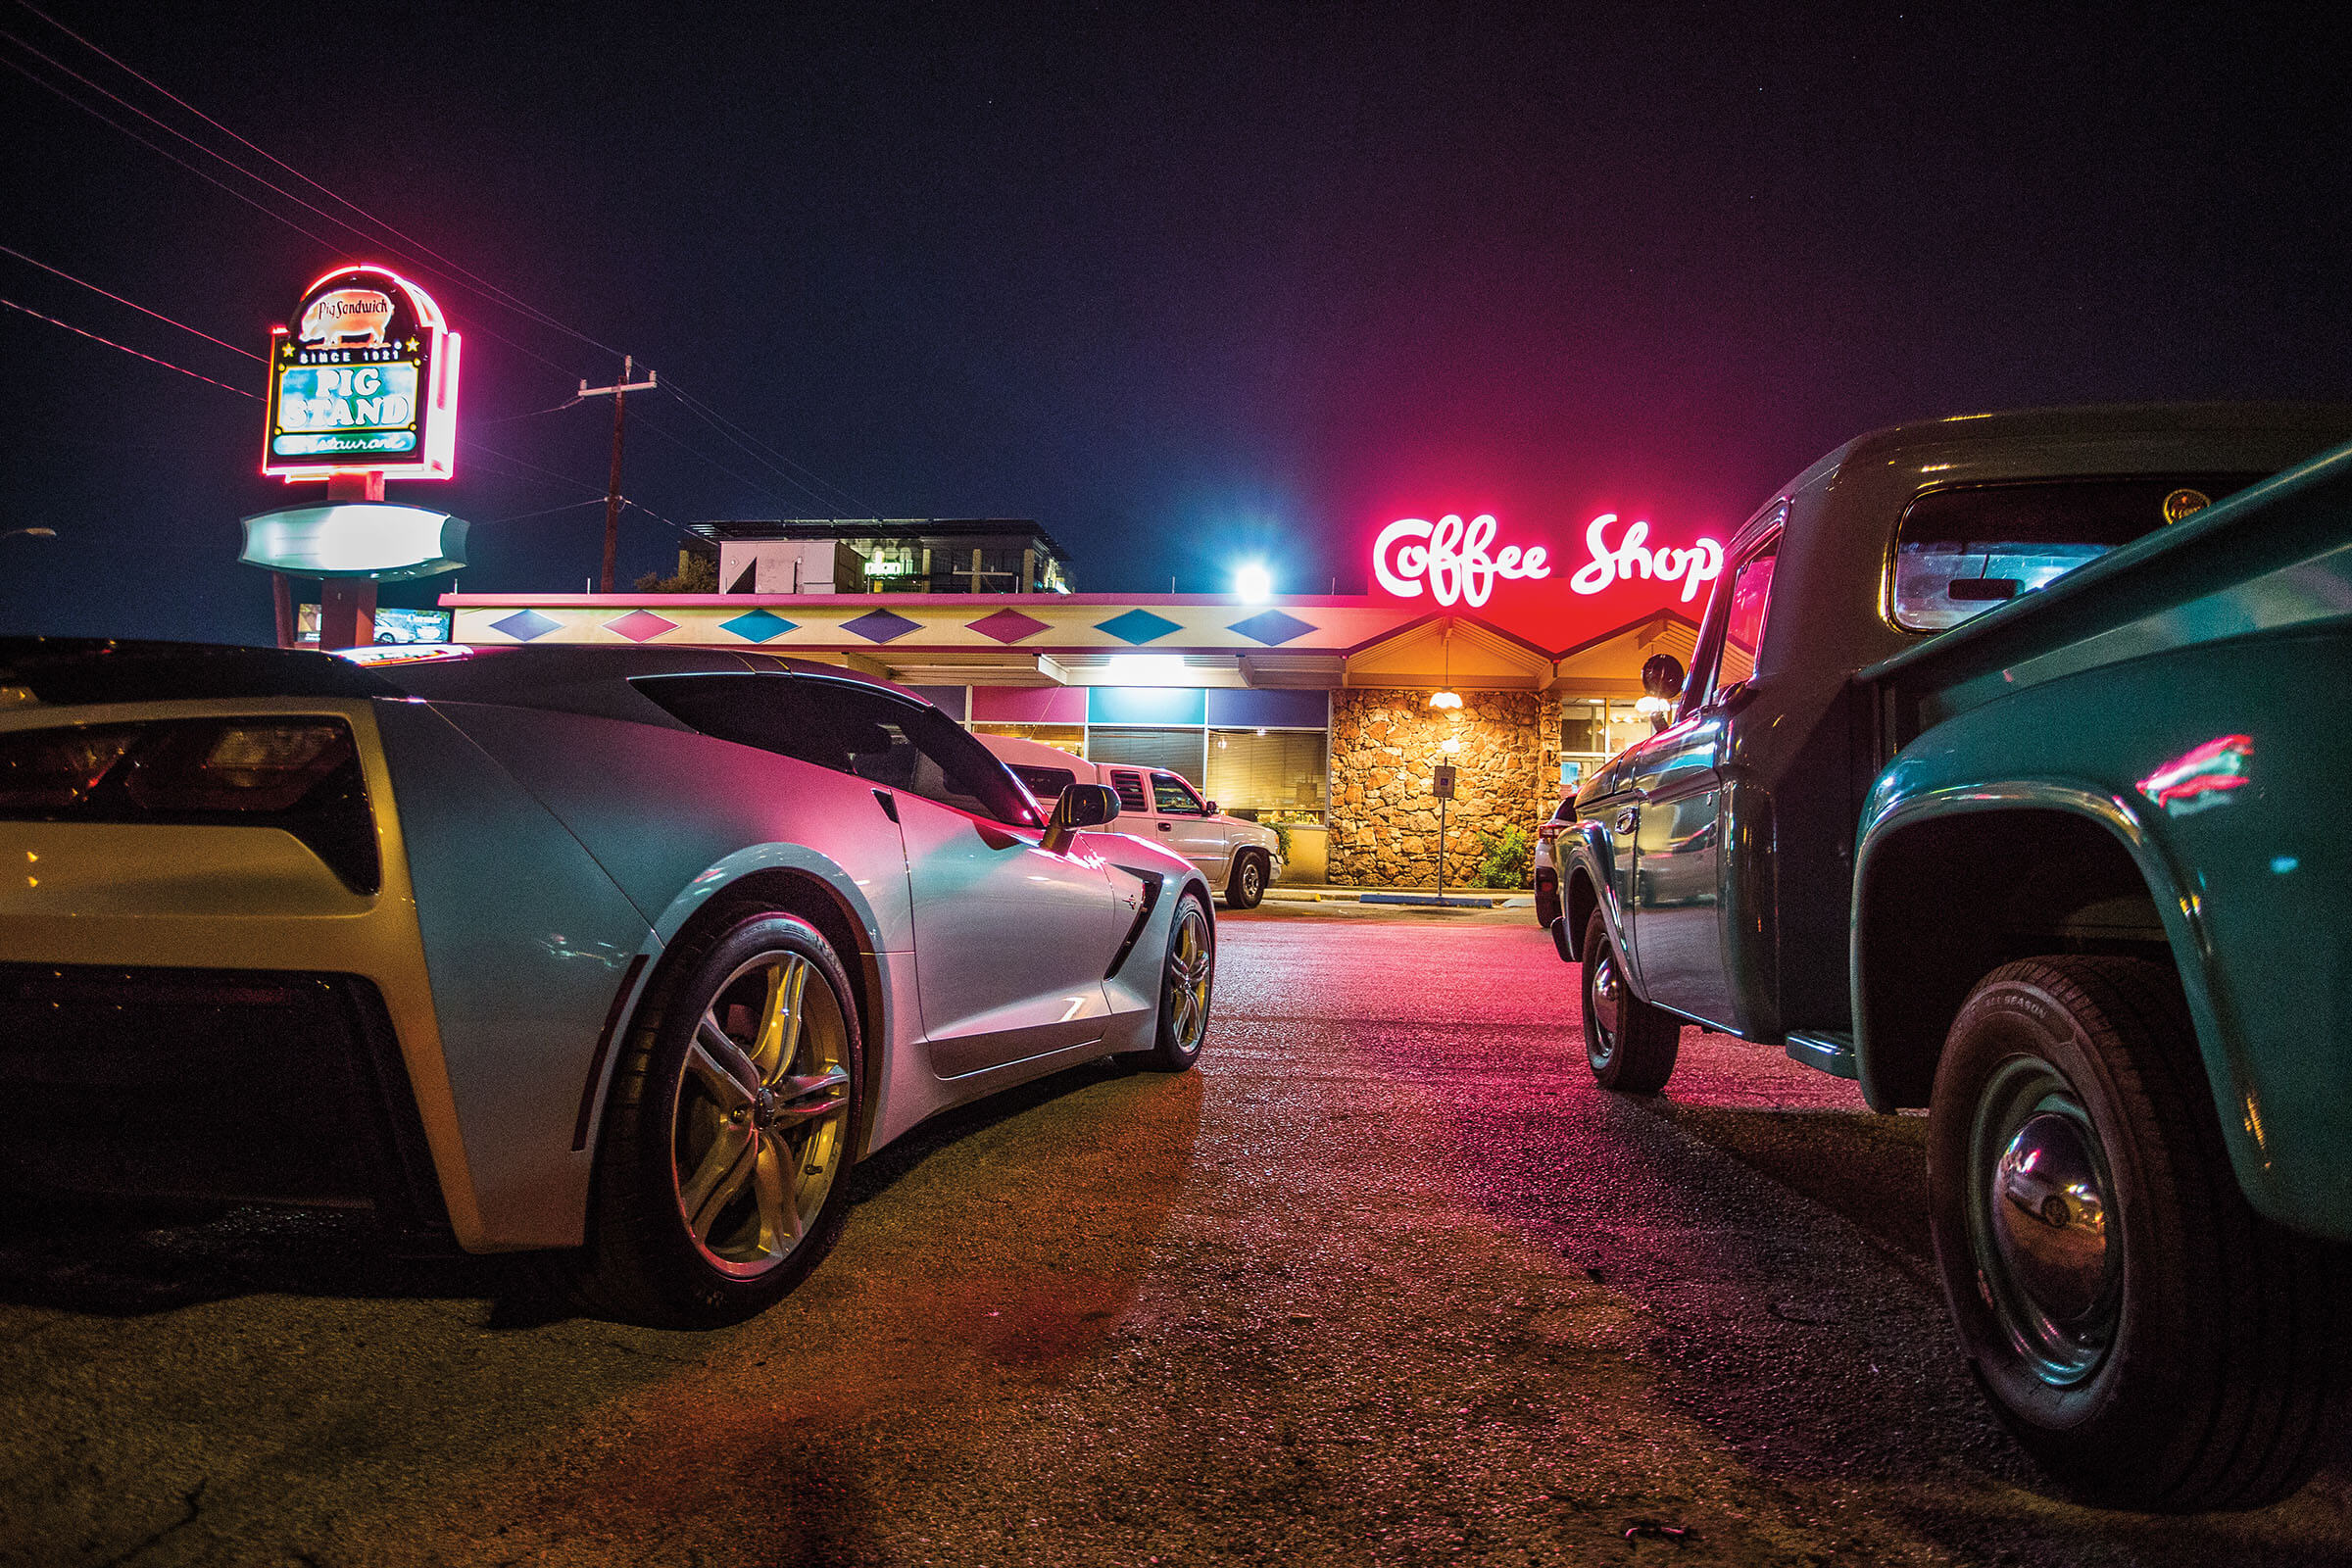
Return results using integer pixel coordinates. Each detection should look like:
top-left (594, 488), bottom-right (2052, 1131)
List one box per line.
top-left (0, 717), bottom-right (378, 892)
top-left (122, 722), bottom-right (354, 812)
top-left (0, 725), bottom-right (141, 809)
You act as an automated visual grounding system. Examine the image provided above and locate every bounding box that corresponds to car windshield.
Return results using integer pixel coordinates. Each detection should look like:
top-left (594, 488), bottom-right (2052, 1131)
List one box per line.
top-left (1889, 474), bottom-right (2264, 631)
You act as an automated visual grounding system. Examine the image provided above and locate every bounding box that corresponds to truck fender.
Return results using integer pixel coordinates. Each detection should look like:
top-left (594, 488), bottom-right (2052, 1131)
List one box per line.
top-left (1851, 779), bottom-right (2259, 1195)
top-left (1561, 820), bottom-right (1636, 980)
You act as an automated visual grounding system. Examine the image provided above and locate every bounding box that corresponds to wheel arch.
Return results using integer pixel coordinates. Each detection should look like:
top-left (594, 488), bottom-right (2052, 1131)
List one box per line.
top-left (1851, 782), bottom-right (2245, 1157)
top-left (623, 851), bottom-right (894, 1159)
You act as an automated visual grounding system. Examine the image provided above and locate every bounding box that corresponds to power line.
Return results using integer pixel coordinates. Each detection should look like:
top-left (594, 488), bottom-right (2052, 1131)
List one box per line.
top-left (483, 498), bottom-right (612, 526)
top-left (0, 292), bottom-right (258, 396)
top-left (630, 409), bottom-right (818, 513)
top-left (662, 380), bottom-right (878, 515)
top-left (0, 242), bottom-right (262, 363)
top-left (8, 8), bottom-right (869, 536)
top-left (0, 24), bottom-right (594, 385)
top-left (13, 0), bottom-right (624, 361)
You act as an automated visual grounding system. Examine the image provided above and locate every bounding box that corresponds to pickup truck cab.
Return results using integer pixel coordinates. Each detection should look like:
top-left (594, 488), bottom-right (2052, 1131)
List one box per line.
top-left (1558, 403), bottom-right (2352, 1510)
top-left (978, 734), bottom-right (1284, 908)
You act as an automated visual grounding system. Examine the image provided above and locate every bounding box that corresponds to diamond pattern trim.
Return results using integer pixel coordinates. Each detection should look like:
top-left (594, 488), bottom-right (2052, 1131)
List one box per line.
top-left (843, 609), bottom-right (922, 644)
top-left (604, 610), bottom-right (679, 643)
top-left (966, 608), bottom-right (1051, 644)
top-left (1226, 609), bottom-right (1316, 646)
top-left (488, 609), bottom-right (561, 642)
top-left (719, 609), bottom-right (799, 643)
top-left (1094, 609), bottom-right (1182, 645)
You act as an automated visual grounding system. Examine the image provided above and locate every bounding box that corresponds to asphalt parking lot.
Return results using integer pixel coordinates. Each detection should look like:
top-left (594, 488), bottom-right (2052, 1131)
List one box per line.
top-left (4, 909), bottom-right (2348, 1566)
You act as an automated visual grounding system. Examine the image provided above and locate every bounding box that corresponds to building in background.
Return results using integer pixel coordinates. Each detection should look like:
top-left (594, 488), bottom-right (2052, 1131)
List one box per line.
top-left (688, 517), bottom-right (1072, 596)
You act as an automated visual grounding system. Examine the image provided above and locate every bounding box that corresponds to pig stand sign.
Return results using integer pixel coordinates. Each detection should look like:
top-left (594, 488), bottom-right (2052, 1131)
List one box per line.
top-left (264, 265), bottom-right (462, 482)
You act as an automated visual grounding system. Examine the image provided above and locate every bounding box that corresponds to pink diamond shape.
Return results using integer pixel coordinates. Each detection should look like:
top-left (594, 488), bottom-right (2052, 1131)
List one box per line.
top-left (604, 610), bottom-right (678, 643)
top-left (967, 608), bottom-right (1050, 644)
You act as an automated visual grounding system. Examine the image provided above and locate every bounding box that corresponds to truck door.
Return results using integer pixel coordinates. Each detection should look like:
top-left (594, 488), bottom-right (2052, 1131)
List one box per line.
top-left (1628, 534), bottom-right (1780, 1032)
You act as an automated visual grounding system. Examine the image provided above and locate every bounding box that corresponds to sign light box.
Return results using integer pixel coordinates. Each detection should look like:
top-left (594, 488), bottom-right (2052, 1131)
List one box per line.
top-left (240, 503), bottom-right (469, 580)
top-left (264, 266), bottom-right (461, 481)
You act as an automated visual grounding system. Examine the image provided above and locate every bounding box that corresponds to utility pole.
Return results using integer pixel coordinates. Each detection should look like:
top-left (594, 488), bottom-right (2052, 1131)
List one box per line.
top-left (577, 356), bottom-right (659, 592)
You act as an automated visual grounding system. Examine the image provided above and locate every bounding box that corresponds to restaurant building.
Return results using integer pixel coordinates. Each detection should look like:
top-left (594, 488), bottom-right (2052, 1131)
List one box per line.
top-left (444, 509), bottom-right (1722, 887)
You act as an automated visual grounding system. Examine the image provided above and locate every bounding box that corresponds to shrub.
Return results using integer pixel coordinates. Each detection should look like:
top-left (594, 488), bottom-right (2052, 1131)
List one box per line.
top-left (1471, 823), bottom-right (1533, 889)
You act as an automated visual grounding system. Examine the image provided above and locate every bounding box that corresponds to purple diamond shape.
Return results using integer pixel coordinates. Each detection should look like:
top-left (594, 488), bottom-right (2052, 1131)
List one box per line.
top-left (1226, 609), bottom-right (1316, 646)
top-left (489, 609), bottom-right (561, 642)
top-left (604, 610), bottom-right (678, 643)
top-left (967, 608), bottom-right (1050, 644)
top-left (843, 608), bottom-right (921, 644)
top-left (1095, 608), bottom-right (1182, 645)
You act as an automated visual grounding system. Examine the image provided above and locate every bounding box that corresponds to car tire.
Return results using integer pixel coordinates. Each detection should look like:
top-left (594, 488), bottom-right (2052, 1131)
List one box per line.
top-left (1579, 909), bottom-right (1680, 1094)
top-left (1225, 851), bottom-right (1267, 910)
top-left (1137, 892), bottom-right (1215, 1072)
top-left (564, 909), bottom-right (862, 1329)
top-left (1926, 956), bottom-right (2352, 1511)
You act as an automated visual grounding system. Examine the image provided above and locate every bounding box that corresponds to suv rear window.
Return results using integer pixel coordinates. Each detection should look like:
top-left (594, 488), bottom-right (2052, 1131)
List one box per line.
top-left (1889, 474), bottom-right (2264, 631)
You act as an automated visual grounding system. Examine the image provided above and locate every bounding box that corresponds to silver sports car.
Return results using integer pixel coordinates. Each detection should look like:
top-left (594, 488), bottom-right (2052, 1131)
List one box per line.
top-left (0, 639), bottom-right (1215, 1326)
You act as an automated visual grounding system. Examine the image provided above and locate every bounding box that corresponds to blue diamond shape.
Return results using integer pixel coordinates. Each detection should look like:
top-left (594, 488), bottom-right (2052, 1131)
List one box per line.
top-left (842, 608), bottom-right (921, 644)
top-left (1226, 609), bottom-right (1315, 646)
top-left (719, 609), bottom-right (798, 643)
top-left (489, 609), bottom-right (561, 642)
top-left (1095, 609), bottom-right (1182, 645)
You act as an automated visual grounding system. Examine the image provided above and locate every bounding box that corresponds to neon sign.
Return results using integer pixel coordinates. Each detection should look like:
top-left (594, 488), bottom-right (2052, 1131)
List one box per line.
top-left (1374, 514), bottom-right (1549, 607)
top-left (1374, 512), bottom-right (1723, 609)
top-left (264, 265), bottom-right (461, 482)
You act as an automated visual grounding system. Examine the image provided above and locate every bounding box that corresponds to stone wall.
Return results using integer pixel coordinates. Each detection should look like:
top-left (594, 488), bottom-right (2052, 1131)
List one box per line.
top-left (1327, 689), bottom-right (1550, 888)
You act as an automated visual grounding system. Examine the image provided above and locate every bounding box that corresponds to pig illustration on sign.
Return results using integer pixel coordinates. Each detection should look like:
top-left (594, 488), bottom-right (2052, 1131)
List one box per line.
top-left (299, 288), bottom-right (396, 347)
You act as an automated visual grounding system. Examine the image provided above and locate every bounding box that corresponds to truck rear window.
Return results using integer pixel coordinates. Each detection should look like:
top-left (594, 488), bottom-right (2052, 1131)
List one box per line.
top-left (1889, 474), bottom-right (2264, 631)
top-left (1007, 763), bottom-right (1076, 800)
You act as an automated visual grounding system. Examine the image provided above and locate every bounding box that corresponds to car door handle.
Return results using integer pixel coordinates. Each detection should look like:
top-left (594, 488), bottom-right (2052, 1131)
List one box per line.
top-left (871, 788), bottom-right (900, 822)
top-left (1156, 821), bottom-right (1173, 831)
top-left (1614, 808), bottom-right (1638, 834)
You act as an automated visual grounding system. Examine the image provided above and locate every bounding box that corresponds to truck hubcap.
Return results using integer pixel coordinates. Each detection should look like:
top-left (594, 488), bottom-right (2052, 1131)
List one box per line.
top-left (1968, 1057), bottom-right (2118, 1386)
top-left (1588, 951), bottom-right (1624, 1066)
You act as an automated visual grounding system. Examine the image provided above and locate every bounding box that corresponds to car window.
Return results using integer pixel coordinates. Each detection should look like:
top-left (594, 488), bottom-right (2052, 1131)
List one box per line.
top-left (1712, 543), bottom-right (1778, 696)
top-left (1006, 763), bottom-right (1075, 802)
top-left (1888, 474), bottom-right (2263, 632)
top-left (1107, 769), bottom-right (1150, 812)
top-left (631, 673), bottom-right (1039, 824)
top-left (1152, 771), bottom-right (1206, 815)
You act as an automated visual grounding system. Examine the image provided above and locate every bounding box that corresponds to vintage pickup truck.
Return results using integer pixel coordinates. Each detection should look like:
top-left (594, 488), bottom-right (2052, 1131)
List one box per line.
top-left (1556, 403), bottom-right (2352, 1510)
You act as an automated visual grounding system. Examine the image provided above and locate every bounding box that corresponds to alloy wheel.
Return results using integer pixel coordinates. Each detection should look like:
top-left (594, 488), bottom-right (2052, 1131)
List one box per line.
top-left (669, 950), bottom-right (853, 1280)
top-left (1166, 901), bottom-right (1213, 1053)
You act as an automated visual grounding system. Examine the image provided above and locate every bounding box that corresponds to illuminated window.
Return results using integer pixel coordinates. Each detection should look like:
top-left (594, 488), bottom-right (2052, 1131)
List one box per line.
top-left (1206, 729), bottom-right (1327, 819)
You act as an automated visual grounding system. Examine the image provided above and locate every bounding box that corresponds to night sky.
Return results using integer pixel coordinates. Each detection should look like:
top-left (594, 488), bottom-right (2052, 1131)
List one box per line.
top-left (3, 2), bottom-right (2347, 643)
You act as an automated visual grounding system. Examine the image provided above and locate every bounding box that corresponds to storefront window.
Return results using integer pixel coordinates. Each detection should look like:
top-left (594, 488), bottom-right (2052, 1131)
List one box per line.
top-left (1206, 729), bottom-right (1327, 821)
top-left (1558, 702), bottom-right (1647, 760)
top-left (971, 722), bottom-right (1085, 757)
top-left (1088, 726), bottom-right (1207, 787)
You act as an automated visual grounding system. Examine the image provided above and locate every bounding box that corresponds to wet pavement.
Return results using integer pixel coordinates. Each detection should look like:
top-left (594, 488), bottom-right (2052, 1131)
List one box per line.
top-left (4, 913), bottom-right (2349, 1565)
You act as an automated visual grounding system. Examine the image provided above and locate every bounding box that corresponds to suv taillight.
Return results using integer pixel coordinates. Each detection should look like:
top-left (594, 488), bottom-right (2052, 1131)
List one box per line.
top-left (0, 718), bottom-right (378, 891)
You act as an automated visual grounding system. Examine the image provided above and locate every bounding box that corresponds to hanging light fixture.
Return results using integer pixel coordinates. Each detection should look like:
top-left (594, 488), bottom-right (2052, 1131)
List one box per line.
top-left (1429, 624), bottom-right (1463, 709)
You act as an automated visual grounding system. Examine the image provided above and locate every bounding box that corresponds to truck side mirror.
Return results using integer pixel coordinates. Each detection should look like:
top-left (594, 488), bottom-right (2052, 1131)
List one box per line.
top-left (1203, 800), bottom-right (1218, 816)
top-left (1642, 653), bottom-right (1687, 703)
top-left (1044, 782), bottom-right (1120, 853)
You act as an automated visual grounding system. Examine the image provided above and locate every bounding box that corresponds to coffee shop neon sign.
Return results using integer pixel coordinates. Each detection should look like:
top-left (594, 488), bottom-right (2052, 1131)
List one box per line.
top-left (1373, 512), bottom-right (1724, 607)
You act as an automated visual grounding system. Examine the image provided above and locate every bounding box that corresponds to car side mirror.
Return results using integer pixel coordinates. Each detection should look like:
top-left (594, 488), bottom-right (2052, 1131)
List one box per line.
top-left (1642, 653), bottom-right (1687, 703)
top-left (1203, 800), bottom-right (1218, 816)
top-left (1044, 782), bottom-right (1120, 853)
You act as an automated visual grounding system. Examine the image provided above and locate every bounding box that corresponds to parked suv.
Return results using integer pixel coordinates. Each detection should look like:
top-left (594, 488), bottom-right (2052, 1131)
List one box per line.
top-left (979, 735), bottom-right (1283, 908)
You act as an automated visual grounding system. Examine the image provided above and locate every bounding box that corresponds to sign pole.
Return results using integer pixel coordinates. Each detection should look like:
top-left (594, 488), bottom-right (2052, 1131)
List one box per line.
top-left (314, 471), bottom-right (385, 648)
